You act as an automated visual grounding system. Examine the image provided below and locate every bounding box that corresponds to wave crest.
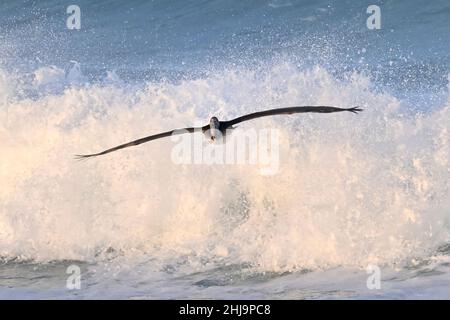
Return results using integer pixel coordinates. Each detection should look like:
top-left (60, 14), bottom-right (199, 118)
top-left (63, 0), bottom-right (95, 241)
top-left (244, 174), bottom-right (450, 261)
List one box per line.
top-left (1, 63), bottom-right (449, 272)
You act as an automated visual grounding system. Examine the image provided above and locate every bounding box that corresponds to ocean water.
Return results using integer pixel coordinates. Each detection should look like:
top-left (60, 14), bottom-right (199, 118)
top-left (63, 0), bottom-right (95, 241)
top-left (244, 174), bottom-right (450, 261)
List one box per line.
top-left (1, 0), bottom-right (450, 299)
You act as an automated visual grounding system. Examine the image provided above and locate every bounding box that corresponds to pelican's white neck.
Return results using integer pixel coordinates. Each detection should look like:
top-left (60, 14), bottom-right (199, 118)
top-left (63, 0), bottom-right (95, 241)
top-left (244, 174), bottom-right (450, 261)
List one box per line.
top-left (209, 117), bottom-right (220, 141)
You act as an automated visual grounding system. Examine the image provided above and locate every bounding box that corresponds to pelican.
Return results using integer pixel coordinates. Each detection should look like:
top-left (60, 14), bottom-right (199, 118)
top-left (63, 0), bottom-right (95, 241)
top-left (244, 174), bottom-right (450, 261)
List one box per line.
top-left (75, 106), bottom-right (362, 159)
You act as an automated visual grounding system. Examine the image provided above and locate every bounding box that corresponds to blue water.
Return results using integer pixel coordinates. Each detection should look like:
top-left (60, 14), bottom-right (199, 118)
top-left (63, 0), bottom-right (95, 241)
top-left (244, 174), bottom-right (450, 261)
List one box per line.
top-left (1, 0), bottom-right (450, 299)
top-left (2, 1), bottom-right (449, 88)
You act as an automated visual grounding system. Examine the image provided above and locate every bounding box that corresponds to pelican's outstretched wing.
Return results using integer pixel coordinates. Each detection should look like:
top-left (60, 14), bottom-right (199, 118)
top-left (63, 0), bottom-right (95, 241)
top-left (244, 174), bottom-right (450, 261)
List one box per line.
top-left (222, 106), bottom-right (362, 128)
top-left (75, 125), bottom-right (209, 159)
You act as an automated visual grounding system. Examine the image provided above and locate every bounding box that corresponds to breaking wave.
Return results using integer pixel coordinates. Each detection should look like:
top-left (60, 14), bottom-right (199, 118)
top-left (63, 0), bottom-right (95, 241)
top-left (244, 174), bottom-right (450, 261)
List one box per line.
top-left (1, 62), bottom-right (450, 273)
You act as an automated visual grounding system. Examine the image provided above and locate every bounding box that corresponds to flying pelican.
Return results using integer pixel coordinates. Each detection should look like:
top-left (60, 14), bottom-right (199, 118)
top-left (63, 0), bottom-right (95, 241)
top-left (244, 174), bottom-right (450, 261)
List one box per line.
top-left (75, 106), bottom-right (362, 159)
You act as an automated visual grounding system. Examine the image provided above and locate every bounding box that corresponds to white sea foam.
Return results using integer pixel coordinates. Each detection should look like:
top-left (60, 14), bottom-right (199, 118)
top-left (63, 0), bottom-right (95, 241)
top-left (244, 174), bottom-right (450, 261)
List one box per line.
top-left (1, 63), bottom-right (449, 275)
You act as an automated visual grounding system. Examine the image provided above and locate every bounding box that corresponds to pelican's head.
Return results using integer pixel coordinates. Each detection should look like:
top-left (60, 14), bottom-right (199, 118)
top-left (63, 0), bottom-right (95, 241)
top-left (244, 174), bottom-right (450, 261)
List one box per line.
top-left (209, 116), bottom-right (220, 141)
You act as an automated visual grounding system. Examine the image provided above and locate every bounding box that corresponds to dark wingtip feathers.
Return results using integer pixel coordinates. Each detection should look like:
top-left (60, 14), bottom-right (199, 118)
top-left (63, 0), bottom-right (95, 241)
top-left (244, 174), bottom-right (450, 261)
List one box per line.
top-left (347, 106), bottom-right (363, 114)
top-left (74, 154), bottom-right (95, 161)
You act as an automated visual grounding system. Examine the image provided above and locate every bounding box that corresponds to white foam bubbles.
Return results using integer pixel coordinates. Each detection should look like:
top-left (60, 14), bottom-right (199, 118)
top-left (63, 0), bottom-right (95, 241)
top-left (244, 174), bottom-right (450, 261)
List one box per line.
top-left (0, 63), bottom-right (449, 273)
